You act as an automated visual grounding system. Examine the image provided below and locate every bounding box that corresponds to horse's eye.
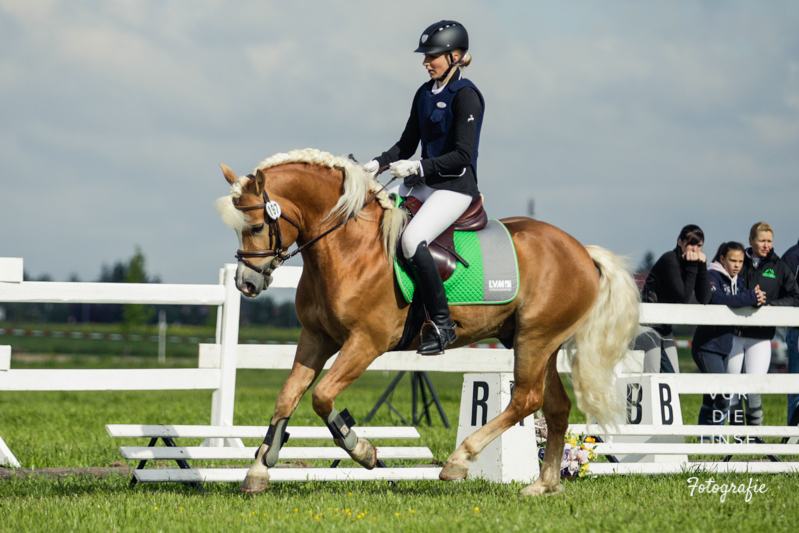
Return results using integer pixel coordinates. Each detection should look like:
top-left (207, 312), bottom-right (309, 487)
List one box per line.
top-left (251, 224), bottom-right (265, 234)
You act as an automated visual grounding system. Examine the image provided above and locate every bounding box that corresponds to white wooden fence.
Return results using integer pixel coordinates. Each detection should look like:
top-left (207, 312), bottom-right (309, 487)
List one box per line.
top-left (3, 257), bottom-right (799, 473)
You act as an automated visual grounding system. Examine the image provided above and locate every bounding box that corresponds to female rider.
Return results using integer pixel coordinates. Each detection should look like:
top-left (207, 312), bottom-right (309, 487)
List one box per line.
top-left (728, 222), bottom-right (799, 428)
top-left (691, 242), bottom-right (764, 426)
top-left (363, 20), bottom-right (484, 355)
top-left (637, 224), bottom-right (712, 372)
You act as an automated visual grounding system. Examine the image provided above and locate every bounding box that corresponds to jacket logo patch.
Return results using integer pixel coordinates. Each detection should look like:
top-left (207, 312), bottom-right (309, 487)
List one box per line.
top-left (763, 269), bottom-right (776, 279)
top-left (436, 102), bottom-right (447, 108)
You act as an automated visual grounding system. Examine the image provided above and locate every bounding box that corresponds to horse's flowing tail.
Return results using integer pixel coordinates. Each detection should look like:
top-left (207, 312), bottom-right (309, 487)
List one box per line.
top-left (564, 245), bottom-right (640, 429)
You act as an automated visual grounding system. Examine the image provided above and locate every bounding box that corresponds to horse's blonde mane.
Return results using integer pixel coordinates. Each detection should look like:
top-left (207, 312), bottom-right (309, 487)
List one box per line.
top-left (215, 149), bottom-right (407, 262)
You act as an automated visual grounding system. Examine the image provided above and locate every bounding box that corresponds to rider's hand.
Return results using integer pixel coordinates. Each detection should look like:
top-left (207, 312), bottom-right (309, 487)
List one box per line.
top-left (389, 160), bottom-right (422, 179)
top-left (363, 160), bottom-right (379, 177)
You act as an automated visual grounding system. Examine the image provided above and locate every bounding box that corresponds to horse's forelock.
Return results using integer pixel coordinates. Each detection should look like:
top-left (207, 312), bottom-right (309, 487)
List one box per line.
top-left (214, 195), bottom-right (249, 232)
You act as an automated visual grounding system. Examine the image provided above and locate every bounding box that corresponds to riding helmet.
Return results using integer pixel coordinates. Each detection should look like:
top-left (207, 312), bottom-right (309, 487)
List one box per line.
top-left (414, 20), bottom-right (469, 54)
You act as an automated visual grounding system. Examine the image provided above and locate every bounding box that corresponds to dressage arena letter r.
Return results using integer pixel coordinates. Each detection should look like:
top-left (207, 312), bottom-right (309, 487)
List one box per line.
top-left (471, 381), bottom-right (489, 426)
top-left (659, 383), bottom-right (674, 425)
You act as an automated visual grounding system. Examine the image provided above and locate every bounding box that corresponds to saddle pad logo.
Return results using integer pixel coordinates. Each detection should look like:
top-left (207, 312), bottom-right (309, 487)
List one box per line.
top-left (762, 269), bottom-right (776, 279)
top-left (489, 279), bottom-right (512, 291)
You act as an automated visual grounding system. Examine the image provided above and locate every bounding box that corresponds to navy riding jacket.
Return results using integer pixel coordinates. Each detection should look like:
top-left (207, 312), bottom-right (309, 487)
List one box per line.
top-left (692, 263), bottom-right (758, 356)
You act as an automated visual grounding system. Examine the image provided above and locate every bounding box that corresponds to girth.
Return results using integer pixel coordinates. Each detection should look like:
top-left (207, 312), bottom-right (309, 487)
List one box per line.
top-left (402, 195), bottom-right (488, 281)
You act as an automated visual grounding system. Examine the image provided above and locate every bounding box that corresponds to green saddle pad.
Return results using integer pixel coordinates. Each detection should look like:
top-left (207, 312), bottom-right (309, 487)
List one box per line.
top-left (394, 219), bottom-right (519, 305)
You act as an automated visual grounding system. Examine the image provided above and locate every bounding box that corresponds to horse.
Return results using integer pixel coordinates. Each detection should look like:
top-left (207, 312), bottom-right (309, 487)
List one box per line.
top-left (215, 148), bottom-right (639, 498)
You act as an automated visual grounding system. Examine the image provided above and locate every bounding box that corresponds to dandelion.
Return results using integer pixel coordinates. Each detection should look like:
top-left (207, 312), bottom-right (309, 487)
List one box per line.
top-left (294, 509), bottom-right (298, 513)
top-left (474, 507), bottom-right (480, 513)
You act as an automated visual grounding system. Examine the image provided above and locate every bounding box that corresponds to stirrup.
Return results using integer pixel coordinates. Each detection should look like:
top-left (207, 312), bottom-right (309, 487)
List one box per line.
top-left (417, 321), bottom-right (457, 356)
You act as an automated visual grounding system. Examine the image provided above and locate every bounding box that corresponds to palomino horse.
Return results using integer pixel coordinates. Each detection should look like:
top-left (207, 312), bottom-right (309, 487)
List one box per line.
top-left (215, 149), bottom-right (639, 498)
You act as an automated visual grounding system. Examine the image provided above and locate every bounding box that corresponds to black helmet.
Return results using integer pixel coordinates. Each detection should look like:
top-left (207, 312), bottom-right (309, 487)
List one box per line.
top-left (414, 20), bottom-right (468, 55)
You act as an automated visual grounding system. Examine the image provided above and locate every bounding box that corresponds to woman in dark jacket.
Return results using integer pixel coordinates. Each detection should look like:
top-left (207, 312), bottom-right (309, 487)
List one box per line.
top-left (729, 222), bottom-right (799, 427)
top-left (637, 224), bottom-right (712, 373)
top-left (691, 242), bottom-right (763, 425)
top-left (362, 20), bottom-right (484, 355)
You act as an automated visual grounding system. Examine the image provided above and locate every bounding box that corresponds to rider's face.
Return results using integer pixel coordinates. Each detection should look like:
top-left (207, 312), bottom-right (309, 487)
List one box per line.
top-left (423, 52), bottom-right (460, 80)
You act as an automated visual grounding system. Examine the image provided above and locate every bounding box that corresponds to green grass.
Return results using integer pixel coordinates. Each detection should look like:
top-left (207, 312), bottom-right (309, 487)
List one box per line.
top-left (1, 352), bottom-right (797, 531)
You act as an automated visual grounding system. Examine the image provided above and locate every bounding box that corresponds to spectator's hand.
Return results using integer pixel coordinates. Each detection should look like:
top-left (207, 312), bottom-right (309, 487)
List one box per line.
top-left (389, 160), bottom-right (422, 179)
top-left (697, 251), bottom-right (707, 263)
top-left (683, 250), bottom-right (700, 261)
top-left (363, 160), bottom-right (379, 177)
top-left (755, 284), bottom-right (767, 306)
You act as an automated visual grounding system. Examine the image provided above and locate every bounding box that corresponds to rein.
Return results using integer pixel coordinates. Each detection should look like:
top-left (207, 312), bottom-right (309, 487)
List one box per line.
top-left (234, 170), bottom-right (397, 277)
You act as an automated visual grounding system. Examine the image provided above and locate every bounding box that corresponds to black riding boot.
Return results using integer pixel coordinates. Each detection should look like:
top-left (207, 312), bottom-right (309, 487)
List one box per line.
top-left (408, 242), bottom-right (457, 355)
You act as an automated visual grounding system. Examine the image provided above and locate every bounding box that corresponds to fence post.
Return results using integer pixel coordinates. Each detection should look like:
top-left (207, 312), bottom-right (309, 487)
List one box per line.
top-left (208, 264), bottom-right (243, 447)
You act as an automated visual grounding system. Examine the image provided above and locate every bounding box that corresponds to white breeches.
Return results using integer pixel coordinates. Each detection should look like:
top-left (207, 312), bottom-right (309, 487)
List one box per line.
top-left (390, 182), bottom-right (474, 259)
top-left (726, 336), bottom-right (771, 375)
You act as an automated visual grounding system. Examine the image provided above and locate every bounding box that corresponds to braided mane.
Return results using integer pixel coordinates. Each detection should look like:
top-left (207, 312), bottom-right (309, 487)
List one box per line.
top-left (215, 149), bottom-right (406, 262)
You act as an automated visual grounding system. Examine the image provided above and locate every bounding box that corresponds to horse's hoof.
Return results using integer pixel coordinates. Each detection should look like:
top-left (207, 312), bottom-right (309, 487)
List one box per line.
top-left (351, 439), bottom-right (378, 470)
top-left (439, 460), bottom-right (468, 481)
top-left (519, 482), bottom-right (564, 498)
top-left (240, 474), bottom-right (270, 494)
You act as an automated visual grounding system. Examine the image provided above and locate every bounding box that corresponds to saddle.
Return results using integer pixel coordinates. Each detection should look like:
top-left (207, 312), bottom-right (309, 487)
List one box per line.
top-left (402, 195), bottom-right (488, 281)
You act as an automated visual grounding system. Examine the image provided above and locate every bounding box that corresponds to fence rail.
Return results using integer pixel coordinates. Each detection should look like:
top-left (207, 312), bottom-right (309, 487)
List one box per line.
top-left (3, 258), bottom-right (799, 472)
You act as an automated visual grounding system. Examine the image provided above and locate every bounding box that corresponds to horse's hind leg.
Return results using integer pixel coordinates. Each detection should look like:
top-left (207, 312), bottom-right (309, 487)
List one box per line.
top-left (520, 349), bottom-right (571, 498)
top-left (241, 331), bottom-right (337, 494)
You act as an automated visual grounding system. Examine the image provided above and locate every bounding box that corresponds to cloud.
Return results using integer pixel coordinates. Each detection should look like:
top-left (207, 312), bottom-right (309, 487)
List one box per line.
top-left (1, 0), bottom-right (798, 286)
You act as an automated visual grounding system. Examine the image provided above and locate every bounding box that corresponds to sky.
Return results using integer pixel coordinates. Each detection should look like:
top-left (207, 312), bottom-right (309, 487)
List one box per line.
top-left (1, 0), bottom-right (798, 288)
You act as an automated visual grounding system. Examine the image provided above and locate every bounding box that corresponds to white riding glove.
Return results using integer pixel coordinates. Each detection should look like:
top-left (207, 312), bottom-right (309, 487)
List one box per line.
top-left (389, 160), bottom-right (422, 179)
top-left (363, 159), bottom-right (379, 177)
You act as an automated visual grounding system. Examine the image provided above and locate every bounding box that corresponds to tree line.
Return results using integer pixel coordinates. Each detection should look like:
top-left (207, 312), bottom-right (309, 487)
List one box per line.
top-left (1, 247), bottom-right (298, 328)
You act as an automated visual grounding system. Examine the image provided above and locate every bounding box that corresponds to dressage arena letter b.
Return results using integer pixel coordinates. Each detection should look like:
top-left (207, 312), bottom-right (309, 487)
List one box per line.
top-left (471, 381), bottom-right (489, 426)
top-left (626, 383), bottom-right (643, 424)
top-left (659, 383), bottom-right (674, 425)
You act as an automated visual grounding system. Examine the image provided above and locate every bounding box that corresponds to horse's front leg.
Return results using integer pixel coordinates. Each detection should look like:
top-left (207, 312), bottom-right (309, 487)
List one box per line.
top-left (311, 336), bottom-right (382, 469)
top-left (240, 331), bottom-right (338, 494)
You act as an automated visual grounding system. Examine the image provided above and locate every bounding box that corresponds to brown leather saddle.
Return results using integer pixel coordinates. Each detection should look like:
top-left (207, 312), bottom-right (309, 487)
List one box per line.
top-left (402, 195), bottom-right (488, 281)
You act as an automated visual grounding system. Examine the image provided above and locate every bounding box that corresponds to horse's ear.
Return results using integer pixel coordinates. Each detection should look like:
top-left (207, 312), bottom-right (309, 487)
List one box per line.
top-left (253, 169), bottom-right (266, 196)
top-left (220, 164), bottom-right (239, 185)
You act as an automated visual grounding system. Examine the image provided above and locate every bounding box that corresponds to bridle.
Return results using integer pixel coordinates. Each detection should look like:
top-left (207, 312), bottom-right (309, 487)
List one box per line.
top-left (233, 179), bottom-right (300, 276)
top-left (233, 169), bottom-right (397, 278)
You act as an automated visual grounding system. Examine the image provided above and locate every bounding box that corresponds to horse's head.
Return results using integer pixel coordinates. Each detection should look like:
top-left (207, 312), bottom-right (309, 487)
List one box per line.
top-left (215, 164), bottom-right (300, 297)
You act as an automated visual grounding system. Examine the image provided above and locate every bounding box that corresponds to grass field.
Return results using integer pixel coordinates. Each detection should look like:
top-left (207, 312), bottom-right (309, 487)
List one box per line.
top-left (1, 344), bottom-right (797, 532)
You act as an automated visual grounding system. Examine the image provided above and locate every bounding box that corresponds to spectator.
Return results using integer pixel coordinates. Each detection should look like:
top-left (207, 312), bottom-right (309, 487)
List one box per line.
top-left (780, 237), bottom-right (799, 425)
top-left (729, 222), bottom-right (799, 428)
top-left (637, 224), bottom-right (712, 373)
top-left (691, 242), bottom-right (764, 426)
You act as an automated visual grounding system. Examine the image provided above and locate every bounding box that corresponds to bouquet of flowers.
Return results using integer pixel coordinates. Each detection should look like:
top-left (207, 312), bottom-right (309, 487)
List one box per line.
top-left (534, 417), bottom-right (597, 478)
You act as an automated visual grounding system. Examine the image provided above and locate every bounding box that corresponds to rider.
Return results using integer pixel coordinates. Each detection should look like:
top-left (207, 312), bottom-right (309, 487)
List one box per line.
top-left (363, 20), bottom-right (484, 356)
